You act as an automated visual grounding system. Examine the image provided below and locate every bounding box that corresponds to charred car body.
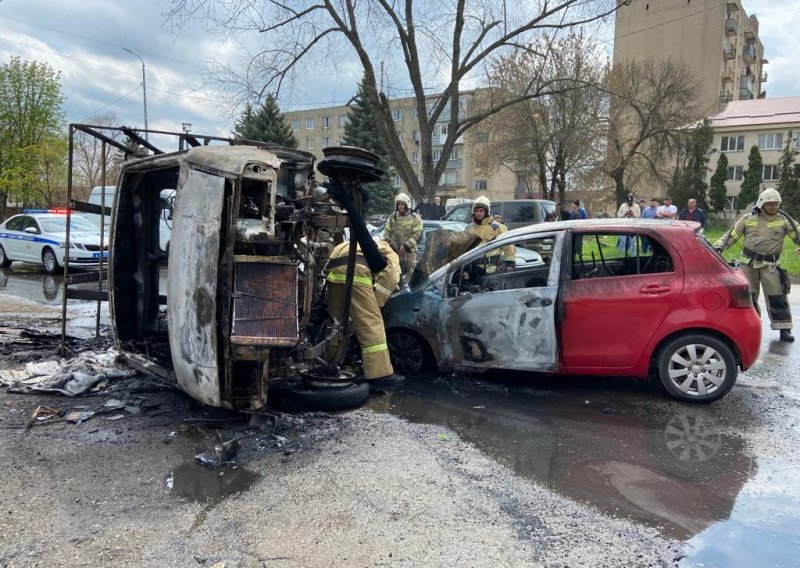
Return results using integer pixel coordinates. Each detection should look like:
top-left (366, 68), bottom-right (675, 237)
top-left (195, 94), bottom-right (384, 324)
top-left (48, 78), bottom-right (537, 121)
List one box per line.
top-left (64, 125), bottom-right (385, 412)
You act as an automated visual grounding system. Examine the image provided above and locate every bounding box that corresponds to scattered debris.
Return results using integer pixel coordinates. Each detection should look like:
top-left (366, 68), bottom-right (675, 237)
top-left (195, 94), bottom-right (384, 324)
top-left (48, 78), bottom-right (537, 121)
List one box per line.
top-left (195, 433), bottom-right (241, 468)
top-left (0, 349), bottom-right (135, 396)
top-left (25, 405), bottom-right (62, 429)
top-left (65, 408), bottom-right (96, 424)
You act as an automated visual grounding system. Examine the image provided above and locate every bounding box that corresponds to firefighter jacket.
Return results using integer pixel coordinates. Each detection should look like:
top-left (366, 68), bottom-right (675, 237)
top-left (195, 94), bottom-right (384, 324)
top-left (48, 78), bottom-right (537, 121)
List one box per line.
top-left (468, 215), bottom-right (515, 263)
top-left (325, 240), bottom-right (400, 306)
top-left (383, 211), bottom-right (423, 253)
top-left (715, 209), bottom-right (800, 269)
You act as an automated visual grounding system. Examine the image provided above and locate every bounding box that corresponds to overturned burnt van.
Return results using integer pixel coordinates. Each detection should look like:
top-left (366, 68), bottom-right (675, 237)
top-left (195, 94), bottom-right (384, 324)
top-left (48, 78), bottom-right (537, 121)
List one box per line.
top-left (63, 125), bottom-right (386, 412)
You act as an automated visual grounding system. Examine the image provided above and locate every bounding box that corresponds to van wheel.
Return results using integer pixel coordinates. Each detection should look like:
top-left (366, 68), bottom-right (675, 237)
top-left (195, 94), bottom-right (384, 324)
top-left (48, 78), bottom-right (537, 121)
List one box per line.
top-left (42, 247), bottom-right (61, 274)
top-left (656, 334), bottom-right (736, 403)
top-left (274, 382), bottom-right (369, 412)
top-left (0, 244), bottom-right (11, 268)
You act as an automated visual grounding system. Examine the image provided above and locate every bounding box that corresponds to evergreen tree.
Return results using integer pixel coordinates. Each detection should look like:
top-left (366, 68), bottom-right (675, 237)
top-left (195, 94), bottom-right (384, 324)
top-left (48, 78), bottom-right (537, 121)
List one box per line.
top-left (709, 152), bottom-right (729, 214)
top-left (669, 119), bottom-right (713, 211)
top-left (777, 130), bottom-right (800, 218)
top-left (738, 145), bottom-right (763, 209)
top-left (232, 95), bottom-right (297, 148)
top-left (343, 78), bottom-right (395, 215)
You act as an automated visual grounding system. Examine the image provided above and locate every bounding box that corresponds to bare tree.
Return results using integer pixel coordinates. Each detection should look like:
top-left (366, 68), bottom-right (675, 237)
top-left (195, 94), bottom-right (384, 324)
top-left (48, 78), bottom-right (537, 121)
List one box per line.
top-left (72, 112), bottom-right (124, 200)
top-left (475, 31), bottom-right (607, 205)
top-left (604, 58), bottom-right (704, 205)
top-left (166, 0), bottom-right (624, 200)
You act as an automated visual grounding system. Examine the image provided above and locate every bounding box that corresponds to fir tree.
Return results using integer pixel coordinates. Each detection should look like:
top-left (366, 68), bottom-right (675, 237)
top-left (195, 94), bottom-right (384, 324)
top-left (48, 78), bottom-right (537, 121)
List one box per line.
top-left (669, 120), bottom-right (713, 211)
top-left (232, 95), bottom-right (297, 148)
top-left (343, 79), bottom-right (395, 215)
top-left (738, 145), bottom-right (763, 209)
top-left (777, 130), bottom-right (800, 218)
top-left (709, 152), bottom-right (729, 214)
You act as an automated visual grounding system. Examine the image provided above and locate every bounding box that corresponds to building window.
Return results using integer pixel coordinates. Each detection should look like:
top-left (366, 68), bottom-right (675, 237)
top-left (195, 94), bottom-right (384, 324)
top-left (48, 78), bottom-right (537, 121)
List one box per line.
top-left (411, 106), bottom-right (418, 118)
top-left (392, 174), bottom-right (401, 188)
top-left (411, 130), bottom-right (420, 143)
top-left (305, 118), bottom-right (315, 129)
top-left (720, 135), bottom-right (744, 152)
top-left (411, 152), bottom-right (419, 164)
top-left (758, 132), bottom-right (783, 150)
top-left (763, 164), bottom-right (780, 181)
top-left (338, 115), bottom-right (347, 127)
top-left (727, 166), bottom-right (744, 181)
top-left (795, 135), bottom-right (800, 150)
top-left (450, 147), bottom-right (460, 161)
top-left (474, 179), bottom-right (488, 191)
top-left (476, 132), bottom-right (489, 143)
top-left (306, 138), bottom-right (315, 150)
top-left (322, 116), bottom-right (330, 128)
top-left (432, 148), bottom-right (443, 161)
top-left (291, 119), bottom-right (300, 130)
top-left (322, 136), bottom-right (331, 148)
top-left (392, 108), bottom-right (404, 121)
top-left (440, 124), bottom-right (448, 136)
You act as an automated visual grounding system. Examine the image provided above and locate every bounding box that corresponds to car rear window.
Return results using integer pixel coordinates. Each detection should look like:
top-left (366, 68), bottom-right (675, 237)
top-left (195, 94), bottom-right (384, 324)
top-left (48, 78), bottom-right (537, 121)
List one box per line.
top-left (503, 202), bottom-right (536, 223)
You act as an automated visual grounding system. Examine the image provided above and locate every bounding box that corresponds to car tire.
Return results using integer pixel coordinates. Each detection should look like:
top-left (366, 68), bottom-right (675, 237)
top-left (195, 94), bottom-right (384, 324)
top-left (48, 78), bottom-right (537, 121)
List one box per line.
top-left (274, 382), bottom-right (369, 412)
top-left (42, 247), bottom-right (61, 275)
top-left (656, 334), bottom-right (737, 403)
top-left (0, 244), bottom-right (11, 268)
top-left (387, 329), bottom-right (432, 376)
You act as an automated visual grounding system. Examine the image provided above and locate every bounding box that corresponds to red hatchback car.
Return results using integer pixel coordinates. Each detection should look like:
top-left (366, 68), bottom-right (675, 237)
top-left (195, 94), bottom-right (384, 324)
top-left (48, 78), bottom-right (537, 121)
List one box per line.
top-left (382, 219), bottom-right (762, 403)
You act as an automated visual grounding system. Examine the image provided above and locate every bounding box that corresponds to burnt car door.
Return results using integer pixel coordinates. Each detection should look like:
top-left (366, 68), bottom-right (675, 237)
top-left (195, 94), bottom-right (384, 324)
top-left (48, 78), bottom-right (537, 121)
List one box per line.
top-left (440, 232), bottom-right (562, 372)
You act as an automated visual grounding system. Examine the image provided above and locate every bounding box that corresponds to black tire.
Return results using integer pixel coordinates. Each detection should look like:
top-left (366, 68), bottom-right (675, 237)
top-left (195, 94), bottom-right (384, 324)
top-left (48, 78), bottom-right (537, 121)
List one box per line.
top-left (0, 244), bottom-right (11, 268)
top-left (275, 382), bottom-right (369, 412)
top-left (42, 247), bottom-right (61, 275)
top-left (656, 334), bottom-right (737, 403)
top-left (387, 329), bottom-right (432, 376)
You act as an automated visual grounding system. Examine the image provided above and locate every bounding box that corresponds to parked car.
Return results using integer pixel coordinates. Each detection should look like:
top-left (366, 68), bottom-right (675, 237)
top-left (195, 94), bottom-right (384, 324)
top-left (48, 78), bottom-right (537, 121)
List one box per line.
top-left (441, 198), bottom-right (560, 229)
top-left (0, 210), bottom-right (109, 274)
top-left (381, 218), bottom-right (762, 403)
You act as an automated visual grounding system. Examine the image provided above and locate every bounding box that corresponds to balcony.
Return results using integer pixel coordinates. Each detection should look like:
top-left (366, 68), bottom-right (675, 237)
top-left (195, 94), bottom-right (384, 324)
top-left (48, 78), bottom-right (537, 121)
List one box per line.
top-left (719, 91), bottom-right (733, 104)
top-left (725, 18), bottom-right (738, 35)
top-left (742, 45), bottom-right (756, 61)
top-left (739, 76), bottom-right (754, 99)
top-left (761, 71), bottom-right (768, 82)
top-left (758, 90), bottom-right (767, 99)
top-left (723, 45), bottom-right (736, 60)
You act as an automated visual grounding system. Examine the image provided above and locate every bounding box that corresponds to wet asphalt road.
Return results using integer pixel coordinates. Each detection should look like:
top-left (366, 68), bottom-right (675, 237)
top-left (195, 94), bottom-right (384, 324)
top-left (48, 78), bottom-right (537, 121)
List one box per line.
top-left (2, 266), bottom-right (799, 566)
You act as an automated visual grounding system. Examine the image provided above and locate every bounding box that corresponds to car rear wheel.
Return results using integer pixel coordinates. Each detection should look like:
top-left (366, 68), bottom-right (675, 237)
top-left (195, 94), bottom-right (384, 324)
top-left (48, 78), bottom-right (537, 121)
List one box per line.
top-left (656, 334), bottom-right (737, 403)
top-left (387, 329), bottom-right (432, 376)
top-left (42, 247), bottom-right (61, 275)
top-left (0, 244), bottom-right (11, 268)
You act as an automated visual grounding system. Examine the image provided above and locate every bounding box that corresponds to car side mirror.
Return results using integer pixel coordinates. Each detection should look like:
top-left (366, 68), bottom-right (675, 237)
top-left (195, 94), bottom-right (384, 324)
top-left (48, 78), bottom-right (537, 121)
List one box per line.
top-left (24, 227), bottom-right (38, 234)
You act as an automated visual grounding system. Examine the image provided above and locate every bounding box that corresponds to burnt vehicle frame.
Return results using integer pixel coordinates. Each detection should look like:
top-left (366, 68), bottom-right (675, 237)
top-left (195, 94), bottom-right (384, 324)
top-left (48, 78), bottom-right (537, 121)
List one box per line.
top-left (60, 124), bottom-right (384, 411)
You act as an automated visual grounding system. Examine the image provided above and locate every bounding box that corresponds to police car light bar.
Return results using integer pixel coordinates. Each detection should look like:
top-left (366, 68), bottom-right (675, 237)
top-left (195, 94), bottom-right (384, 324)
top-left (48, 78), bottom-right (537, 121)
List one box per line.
top-left (22, 208), bottom-right (70, 214)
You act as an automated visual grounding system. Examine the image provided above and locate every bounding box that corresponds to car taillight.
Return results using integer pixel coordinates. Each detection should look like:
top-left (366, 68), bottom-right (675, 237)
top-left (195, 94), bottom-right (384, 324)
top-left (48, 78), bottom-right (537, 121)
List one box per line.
top-left (717, 275), bottom-right (753, 309)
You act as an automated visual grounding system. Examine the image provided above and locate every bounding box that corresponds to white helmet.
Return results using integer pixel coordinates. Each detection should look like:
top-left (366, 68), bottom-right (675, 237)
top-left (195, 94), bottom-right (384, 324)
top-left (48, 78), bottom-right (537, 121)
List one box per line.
top-left (395, 192), bottom-right (412, 209)
top-left (756, 187), bottom-right (781, 209)
top-left (472, 195), bottom-right (491, 213)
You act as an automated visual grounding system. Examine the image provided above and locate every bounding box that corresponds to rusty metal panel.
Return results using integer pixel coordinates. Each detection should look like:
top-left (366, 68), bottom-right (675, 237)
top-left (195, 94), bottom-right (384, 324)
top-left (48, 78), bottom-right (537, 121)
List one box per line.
top-left (232, 262), bottom-right (298, 345)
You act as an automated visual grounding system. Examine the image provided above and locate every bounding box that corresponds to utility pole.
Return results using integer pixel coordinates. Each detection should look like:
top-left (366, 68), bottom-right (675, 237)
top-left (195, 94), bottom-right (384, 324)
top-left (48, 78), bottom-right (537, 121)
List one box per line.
top-left (123, 48), bottom-right (149, 141)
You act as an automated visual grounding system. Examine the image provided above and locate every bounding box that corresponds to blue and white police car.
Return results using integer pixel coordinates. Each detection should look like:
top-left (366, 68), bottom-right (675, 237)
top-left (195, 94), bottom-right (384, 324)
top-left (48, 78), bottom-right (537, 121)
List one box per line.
top-left (0, 209), bottom-right (109, 274)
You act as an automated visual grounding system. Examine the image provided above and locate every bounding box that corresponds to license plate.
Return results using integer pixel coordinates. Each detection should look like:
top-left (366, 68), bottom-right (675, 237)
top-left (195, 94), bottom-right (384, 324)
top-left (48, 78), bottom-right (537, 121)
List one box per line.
top-left (92, 252), bottom-right (109, 259)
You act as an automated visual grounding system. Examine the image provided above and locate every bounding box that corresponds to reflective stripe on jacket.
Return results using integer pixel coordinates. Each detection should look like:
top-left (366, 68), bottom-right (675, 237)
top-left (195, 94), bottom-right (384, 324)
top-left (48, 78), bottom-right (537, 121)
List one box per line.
top-left (383, 211), bottom-right (423, 251)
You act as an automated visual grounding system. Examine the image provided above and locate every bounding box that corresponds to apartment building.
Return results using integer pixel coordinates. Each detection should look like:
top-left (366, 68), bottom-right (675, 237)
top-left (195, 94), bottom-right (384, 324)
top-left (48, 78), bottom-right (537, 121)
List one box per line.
top-left (707, 97), bottom-right (800, 203)
top-left (282, 90), bottom-right (518, 205)
top-left (614, 0), bottom-right (767, 114)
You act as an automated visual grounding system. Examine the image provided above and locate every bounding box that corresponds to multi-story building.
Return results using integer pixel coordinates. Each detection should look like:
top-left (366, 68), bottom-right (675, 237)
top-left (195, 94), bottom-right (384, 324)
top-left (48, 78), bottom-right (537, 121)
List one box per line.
top-left (282, 89), bottom-right (518, 205)
top-left (613, 0), bottom-right (767, 114)
top-left (707, 97), bottom-right (800, 204)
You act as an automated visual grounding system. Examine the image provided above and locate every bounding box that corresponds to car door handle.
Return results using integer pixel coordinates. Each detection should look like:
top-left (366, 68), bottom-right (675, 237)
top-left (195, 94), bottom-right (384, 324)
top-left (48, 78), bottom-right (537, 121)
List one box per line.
top-left (523, 297), bottom-right (552, 307)
top-left (639, 285), bottom-right (671, 294)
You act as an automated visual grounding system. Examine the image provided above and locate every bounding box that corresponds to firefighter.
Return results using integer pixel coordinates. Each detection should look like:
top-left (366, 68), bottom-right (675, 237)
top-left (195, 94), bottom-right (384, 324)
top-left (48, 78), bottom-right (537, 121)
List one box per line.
top-left (325, 238), bottom-right (404, 382)
top-left (467, 195), bottom-right (515, 272)
top-left (715, 187), bottom-right (800, 342)
top-left (382, 192), bottom-right (423, 286)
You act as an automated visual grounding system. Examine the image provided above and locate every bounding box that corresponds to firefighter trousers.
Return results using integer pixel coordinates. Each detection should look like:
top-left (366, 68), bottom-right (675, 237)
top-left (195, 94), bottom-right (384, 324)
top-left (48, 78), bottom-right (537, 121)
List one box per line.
top-left (327, 282), bottom-right (394, 379)
top-left (742, 263), bottom-right (792, 330)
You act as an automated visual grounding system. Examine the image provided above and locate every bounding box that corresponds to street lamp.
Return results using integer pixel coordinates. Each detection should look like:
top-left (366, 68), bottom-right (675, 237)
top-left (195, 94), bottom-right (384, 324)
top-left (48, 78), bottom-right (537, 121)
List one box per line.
top-left (182, 122), bottom-right (192, 133)
top-left (123, 47), bottom-right (149, 141)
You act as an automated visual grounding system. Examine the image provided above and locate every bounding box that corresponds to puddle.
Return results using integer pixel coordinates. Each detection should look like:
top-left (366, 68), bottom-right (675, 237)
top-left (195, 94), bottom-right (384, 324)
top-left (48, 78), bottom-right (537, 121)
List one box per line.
top-left (368, 376), bottom-right (755, 540)
top-left (167, 462), bottom-right (259, 501)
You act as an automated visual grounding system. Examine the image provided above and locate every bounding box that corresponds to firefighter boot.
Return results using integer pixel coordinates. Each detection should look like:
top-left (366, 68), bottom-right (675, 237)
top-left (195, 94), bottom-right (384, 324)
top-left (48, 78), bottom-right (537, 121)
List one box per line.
top-left (780, 329), bottom-right (795, 342)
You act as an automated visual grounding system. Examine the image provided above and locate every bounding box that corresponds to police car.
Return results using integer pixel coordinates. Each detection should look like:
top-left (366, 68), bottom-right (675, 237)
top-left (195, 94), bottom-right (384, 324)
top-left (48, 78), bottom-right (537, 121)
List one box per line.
top-left (0, 209), bottom-right (109, 274)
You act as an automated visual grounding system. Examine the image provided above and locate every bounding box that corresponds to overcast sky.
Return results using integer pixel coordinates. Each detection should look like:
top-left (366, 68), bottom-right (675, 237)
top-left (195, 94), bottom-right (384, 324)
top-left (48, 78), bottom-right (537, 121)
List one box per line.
top-left (0, 0), bottom-right (796, 147)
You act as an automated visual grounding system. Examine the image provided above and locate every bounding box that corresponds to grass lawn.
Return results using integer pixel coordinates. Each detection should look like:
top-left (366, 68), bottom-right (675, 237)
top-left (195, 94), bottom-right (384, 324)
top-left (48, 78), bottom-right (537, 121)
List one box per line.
top-left (704, 225), bottom-right (800, 278)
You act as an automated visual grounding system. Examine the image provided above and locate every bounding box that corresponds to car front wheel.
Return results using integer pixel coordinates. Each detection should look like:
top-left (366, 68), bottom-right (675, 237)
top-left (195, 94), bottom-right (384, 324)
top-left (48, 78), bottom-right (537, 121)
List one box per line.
top-left (387, 329), bottom-right (432, 376)
top-left (656, 334), bottom-right (737, 403)
top-left (42, 247), bottom-right (61, 274)
top-left (0, 244), bottom-right (11, 268)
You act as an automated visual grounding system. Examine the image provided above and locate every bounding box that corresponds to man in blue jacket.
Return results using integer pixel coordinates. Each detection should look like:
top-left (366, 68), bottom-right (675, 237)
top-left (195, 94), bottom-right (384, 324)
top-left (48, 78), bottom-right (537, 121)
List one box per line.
top-left (678, 198), bottom-right (706, 229)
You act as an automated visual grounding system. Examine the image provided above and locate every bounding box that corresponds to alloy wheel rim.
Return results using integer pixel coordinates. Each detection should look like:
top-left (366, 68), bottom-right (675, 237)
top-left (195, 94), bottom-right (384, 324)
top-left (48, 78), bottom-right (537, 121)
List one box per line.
top-left (667, 343), bottom-right (727, 397)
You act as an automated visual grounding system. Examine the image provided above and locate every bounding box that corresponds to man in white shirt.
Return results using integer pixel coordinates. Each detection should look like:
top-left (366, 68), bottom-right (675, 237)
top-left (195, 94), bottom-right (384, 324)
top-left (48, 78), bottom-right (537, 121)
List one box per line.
top-left (656, 196), bottom-right (678, 220)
